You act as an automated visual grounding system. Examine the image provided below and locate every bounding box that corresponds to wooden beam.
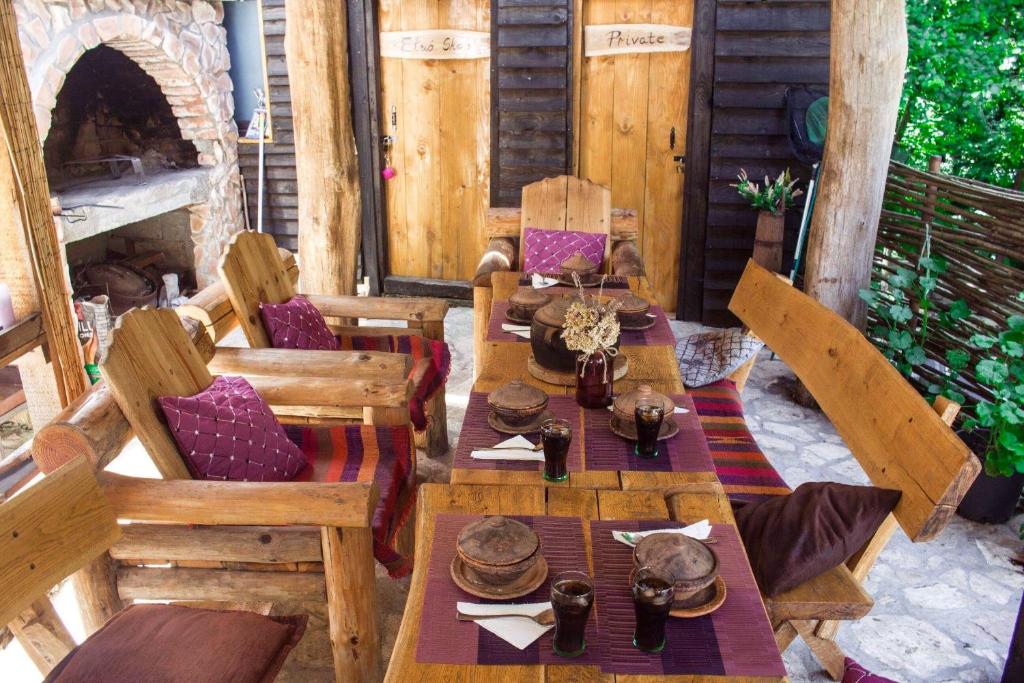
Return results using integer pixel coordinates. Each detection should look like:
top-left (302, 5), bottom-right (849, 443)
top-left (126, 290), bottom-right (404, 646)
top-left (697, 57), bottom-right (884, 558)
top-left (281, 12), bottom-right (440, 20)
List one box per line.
top-left (116, 567), bottom-right (325, 603)
top-left (321, 526), bottom-right (381, 682)
top-left (70, 552), bottom-right (122, 636)
top-left (803, 0), bottom-right (908, 328)
top-left (285, 0), bottom-right (362, 296)
top-left (472, 237), bottom-right (516, 287)
top-left (303, 294), bottom-right (448, 323)
top-left (0, 2), bottom-right (88, 406)
top-left (32, 382), bottom-right (130, 474)
top-left (8, 599), bottom-right (75, 675)
top-left (485, 207), bottom-right (639, 241)
top-left (100, 474), bottom-right (378, 528)
top-left (207, 347), bottom-right (412, 381)
top-left (0, 313), bottom-right (44, 368)
top-left (245, 375), bottom-right (413, 410)
top-left (110, 525), bottom-right (323, 565)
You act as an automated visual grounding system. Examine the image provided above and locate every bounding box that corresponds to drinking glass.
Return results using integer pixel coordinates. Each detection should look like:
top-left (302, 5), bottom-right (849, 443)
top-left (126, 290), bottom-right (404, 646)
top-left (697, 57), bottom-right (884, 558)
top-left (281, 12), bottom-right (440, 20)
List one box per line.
top-left (634, 397), bottom-right (665, 458)
top-left (540, 418), bottom-right (572, 482)
top-left (631, 566), bottom-right (674, 653)
top-left (550, 570), bottom-right (594, 657)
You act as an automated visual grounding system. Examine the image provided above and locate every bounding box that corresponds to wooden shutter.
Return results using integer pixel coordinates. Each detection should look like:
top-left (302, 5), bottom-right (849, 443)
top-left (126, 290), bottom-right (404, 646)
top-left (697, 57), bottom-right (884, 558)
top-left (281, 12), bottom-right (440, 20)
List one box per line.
top-left (490, 1), bottom-right (573, 208)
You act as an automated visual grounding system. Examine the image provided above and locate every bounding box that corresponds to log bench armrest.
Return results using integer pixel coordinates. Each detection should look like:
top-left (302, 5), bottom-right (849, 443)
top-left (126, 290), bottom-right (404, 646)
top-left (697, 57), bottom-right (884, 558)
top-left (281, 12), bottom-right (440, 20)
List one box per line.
top-left (242, 375), bottom-right (414, 411)
top-left (473, 237), bottom-right (516, 287)
top-left (208, 347), bottom-right (413, 380)
top-left (99, 473), bottom-right (378, 528)
top-left (303, 294), bottom-right (448, 324)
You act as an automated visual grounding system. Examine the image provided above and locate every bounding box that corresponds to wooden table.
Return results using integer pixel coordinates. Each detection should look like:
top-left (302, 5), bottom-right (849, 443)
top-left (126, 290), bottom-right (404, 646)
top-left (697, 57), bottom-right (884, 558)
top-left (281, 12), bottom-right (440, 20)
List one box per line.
top-left (455, 271), bottom-right (705, 490)
top-left (385, 482), bottom-right (786, 682)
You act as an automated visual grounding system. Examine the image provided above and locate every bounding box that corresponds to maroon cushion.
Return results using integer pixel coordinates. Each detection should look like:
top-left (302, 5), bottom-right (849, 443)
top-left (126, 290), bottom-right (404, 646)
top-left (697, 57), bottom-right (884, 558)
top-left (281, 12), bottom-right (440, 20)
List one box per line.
top-left (522, 227), bottom-right (607, 273)
top-left (44, 604), bottom-right (306, 683)
top-left (734, 482), bottom-right (901, 597)
top-left (843, 657), bottom-right (899, 683)
top-left (260, 295), bottom-right (339, 351)
top-left (158, 375), bottom-right (307, 481)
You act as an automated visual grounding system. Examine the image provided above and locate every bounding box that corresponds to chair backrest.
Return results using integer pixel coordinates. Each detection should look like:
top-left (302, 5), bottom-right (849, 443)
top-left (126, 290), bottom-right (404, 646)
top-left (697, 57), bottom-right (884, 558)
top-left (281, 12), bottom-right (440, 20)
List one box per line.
top-left (102, 308), bottom-right (214, 480)
top-left (0, 458), bottom-right (120, 625)
top-left (219, 231), bottom-right (297, 349)
top-left (518, 176), bottom-right (613, 269)
top-left (729, 260), bottom-right (980, 542)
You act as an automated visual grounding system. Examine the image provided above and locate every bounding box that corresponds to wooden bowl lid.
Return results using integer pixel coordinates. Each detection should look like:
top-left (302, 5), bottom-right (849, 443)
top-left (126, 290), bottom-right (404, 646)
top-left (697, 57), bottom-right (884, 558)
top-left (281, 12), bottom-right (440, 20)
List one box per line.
top-left (533, 294), bottom-right (574, 329)
top-left (457, 516), bottom-right (540, 567)
top-left (488, 380), bottom-right (548, 412)
top-left (509, 288), bottom-right (551, 308)
top-left (612, 385), bottom-right (675, 421)
top-left (634, 533), bottom-right (718, 590)
top-left (560, 252), bottom-right (598, 275)
top-left (617, 292), bottom-right (651, 315)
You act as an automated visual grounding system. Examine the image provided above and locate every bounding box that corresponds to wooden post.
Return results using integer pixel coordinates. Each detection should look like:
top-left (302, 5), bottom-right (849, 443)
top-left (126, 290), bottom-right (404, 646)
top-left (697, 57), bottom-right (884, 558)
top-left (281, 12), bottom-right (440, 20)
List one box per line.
top-left (8, 599), bottom-right (75, 675)
top-left (285, 0), bottom-right (362, 296)
top-left (801, 0), bottom-right (908, 328)
top-left (70, 552), bottom-right (123, 635)
top-left (320, 526), bottom-right (381, 682)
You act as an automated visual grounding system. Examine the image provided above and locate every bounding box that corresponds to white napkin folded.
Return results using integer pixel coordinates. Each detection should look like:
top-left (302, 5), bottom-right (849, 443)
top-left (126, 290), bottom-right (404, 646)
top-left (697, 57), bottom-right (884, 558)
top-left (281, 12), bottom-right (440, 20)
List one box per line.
top-left (470, 435), bottom-right (545, 462)
top-left (456, 601), bottom-right (552, 649)
top-left (531, 273), bottom-right (559, 289)
top-left (501, 323), bottom-right (532, 339)
top-left (612, 519), bottom-right (712, 547)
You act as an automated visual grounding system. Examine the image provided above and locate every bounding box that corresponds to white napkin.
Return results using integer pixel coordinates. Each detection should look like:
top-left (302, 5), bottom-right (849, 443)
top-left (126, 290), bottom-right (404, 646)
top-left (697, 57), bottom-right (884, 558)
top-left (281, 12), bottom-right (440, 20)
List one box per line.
top-left (501, 323), bottom-right (532, 339)
top-left (456, 601), bottom-right (552, 649)
top-left (531, 273), bottom-right (559, 289)
top-left (471, 435), bottom-right (545, 461)
top-left (612, 519), bottom-right (712, 547)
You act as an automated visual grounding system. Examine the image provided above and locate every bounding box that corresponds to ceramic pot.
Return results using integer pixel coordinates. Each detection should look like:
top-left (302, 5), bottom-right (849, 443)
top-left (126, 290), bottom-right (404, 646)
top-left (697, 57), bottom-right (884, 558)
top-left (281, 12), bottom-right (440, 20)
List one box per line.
top-left (560, 252), bottom-right (599, 285)
top-left (488, 380), bottom-right (549, 427)
top-left (507, 288), bottom-right (551, 322)
top-left (957, 429), bottom-right (1024, 523)
top-left (632, 532), bottom-right (719, 607)
top-left (456, 516), bottom-right (541, 586)
top-left (617, 292), bottom-right (652, 328)
top-left (531, 295), bottom-right (620, 373)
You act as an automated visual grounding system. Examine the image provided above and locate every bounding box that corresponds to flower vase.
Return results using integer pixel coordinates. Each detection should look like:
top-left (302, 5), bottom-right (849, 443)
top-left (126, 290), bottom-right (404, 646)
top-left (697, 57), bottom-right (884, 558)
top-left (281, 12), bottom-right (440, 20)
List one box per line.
top-left (576, 351), bottom-right (613, 409)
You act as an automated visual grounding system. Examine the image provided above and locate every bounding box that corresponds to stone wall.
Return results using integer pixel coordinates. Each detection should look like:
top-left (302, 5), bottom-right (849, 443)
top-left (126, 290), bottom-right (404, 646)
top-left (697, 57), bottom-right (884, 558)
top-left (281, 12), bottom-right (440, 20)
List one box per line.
top-left (13, 0), bottom-right (243, 287)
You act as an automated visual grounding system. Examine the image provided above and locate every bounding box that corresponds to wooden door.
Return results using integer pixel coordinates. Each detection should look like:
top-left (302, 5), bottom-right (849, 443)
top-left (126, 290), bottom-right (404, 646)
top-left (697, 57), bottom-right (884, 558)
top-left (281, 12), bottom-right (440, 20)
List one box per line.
top-left (378, 0), bottom-right (491, 282)
top-left (578, 0), bottom-right (694, 310)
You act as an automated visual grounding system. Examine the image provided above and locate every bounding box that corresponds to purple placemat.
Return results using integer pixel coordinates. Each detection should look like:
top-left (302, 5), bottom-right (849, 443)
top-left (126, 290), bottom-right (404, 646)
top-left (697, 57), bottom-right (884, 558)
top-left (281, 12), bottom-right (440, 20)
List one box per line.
top-left (452, 392), bottom-right (583, 472)
top-left (488, 301), bottom-right (676, 346)
top-left (416, 514), bottom-right (600, 666)
top-left (518, 273), bottom-right (630, 289)
top-left (584, 395), bottom-right (715, 473)
top-left (589, 520), bottom-right (786, 677)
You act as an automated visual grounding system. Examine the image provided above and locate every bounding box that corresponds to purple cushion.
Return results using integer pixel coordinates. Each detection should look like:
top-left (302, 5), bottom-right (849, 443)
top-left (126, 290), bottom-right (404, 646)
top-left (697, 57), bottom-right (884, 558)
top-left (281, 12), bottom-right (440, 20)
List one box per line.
top-left (260, 295), bottom-right (339, 351)
top-left (158, 376), bottom-right (308, 482)
top-left (522, 228), bottom-right (607, 273)
top-left (843, 657), bottom-right (899, 683)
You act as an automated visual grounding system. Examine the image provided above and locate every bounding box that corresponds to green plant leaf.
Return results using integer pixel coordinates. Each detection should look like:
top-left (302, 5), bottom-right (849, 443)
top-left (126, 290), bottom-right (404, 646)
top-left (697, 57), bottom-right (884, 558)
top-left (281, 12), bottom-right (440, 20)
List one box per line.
top-left (947, 299), bottom-right (971, 320)
top-left (889, 268), bottom-right (916, 289)
top-left (906, 346), bottom-right (928, 365)
top-left (918, 276), bottom-right (938, 294)
top-left (858, 289), bottom-right (878, 306)
top-left (945, 389), bottom-right (967, 405)
top-left (946, 348), bottom-right (971, 372)
top-left (1009, 315), bottom-right (1024, 332)
top-left (889, 304), bottom-right (914, 324)
top-left (971, 334), bottom-right (998, 349)
top-left (1003, 341), bottom-right (1024, 358)
top-left (889, 330), bottom-right (913, 350)
top-left (977, 359), bottom-right (1010, 385)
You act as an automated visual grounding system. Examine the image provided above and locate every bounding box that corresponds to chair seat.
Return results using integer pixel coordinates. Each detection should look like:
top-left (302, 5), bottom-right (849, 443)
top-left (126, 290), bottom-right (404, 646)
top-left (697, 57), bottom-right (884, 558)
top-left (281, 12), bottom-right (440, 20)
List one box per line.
top-left (45, 604), bottom-right (306, 683)
top-left (764, 562), bottom-right (874, 622)
top-left (336, 334), bottom-right (452, 431)
top-left (690, 379), bottom-right (791, 502)
top-left (287, 424), bottom-right (417, 578)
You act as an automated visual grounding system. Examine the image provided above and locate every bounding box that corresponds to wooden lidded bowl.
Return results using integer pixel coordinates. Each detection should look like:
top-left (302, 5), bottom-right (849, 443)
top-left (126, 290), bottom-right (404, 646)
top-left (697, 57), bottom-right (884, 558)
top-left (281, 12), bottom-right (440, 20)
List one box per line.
top-left (617, 292), bottom-right (652, 328)
top-left (612, 385), bottom-right (675, 425)
top-left (508, 288), bottom-right (551, 322)
top-left (560, 252), bottom-right (599, 285)
top-left (531, 294), bottom-right (621, 373)
top-left (487, 380), bottom-right (549, 427)
top-left (457, 516), bottom-right (541, 586)
top-left (633, 532), bottom-right (719, 606)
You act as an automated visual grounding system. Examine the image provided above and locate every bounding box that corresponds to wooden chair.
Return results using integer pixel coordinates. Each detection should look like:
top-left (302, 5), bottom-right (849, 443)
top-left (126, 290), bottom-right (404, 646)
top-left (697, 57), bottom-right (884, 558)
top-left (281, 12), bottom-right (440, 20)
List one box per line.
top-left (217, 230), bottom-right (451, 457)
top-left (95, 307), bottom-right (416, 681)
top-left (1, 457), bottom-right (381, 680)
top-left (705, 260), bottom-right (981, 679)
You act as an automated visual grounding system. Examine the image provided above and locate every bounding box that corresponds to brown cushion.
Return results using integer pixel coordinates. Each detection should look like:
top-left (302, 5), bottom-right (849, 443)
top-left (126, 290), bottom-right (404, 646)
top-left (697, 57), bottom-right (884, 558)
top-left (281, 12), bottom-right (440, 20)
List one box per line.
top-left (734, 482), bottom-right (901, 597)
top-left (45, 604), bottom-right (306, 683)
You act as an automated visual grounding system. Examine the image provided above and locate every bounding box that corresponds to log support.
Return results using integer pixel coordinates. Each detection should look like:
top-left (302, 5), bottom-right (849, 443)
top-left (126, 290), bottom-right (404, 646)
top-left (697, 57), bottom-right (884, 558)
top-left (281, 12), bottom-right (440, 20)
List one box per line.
top-left (321, 526), bottom-right (381, 683)
top-left (8, 599), bottom-right (75, 675)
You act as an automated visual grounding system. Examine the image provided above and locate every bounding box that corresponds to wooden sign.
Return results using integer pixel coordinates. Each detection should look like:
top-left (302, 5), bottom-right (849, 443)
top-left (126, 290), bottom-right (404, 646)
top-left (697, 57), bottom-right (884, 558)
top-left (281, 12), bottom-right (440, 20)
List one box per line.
top-left (380, 30), bottom-right (490, 60)
top-left (584, 23), bottom-right (691, 57)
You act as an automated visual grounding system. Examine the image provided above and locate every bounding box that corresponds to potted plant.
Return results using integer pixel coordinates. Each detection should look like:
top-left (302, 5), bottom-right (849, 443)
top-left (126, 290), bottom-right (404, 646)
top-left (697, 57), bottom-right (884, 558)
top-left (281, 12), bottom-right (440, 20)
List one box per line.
top-left (732, 169), bottom-right (802, 273)
top-left (561, 275), bottom-right (621, 409)
top-left (957, 306), bottom-right (1024, 523)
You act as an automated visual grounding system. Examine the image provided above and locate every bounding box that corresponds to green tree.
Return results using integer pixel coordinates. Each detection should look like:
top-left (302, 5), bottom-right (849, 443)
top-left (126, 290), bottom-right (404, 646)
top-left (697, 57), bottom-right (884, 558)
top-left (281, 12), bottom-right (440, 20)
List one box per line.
top-left (897, 0), bottom-right (1024, 188)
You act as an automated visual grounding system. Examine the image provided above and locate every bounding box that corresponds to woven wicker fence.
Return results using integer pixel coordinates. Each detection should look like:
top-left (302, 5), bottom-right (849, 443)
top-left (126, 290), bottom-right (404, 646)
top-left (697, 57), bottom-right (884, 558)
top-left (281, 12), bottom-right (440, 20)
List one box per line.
top-left (867, 161), bottom-right (1024, 402)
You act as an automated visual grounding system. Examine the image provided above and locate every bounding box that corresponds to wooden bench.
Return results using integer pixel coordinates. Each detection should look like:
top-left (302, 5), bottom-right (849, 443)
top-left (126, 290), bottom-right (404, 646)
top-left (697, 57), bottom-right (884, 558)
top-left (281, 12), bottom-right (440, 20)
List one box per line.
top-left (726, 260), bottom-right (980, 679)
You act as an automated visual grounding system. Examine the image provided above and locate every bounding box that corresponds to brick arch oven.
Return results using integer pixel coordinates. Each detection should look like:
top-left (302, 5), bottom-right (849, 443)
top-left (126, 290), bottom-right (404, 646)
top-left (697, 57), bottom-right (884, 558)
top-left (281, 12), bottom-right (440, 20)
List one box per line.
top-left (14, 1), bottom-right (243, 288)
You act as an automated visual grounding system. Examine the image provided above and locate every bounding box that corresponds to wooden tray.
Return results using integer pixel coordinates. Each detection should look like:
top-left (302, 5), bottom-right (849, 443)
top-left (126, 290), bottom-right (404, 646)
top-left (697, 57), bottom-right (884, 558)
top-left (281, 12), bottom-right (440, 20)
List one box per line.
top-left (527, 353), bottom-right (629, 387)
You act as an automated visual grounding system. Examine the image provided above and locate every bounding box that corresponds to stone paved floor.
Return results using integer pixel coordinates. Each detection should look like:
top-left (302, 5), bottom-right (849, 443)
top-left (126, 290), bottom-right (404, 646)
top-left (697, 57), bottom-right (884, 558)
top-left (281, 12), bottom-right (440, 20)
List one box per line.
top-left (3, 307), bottom-right (1021, 682)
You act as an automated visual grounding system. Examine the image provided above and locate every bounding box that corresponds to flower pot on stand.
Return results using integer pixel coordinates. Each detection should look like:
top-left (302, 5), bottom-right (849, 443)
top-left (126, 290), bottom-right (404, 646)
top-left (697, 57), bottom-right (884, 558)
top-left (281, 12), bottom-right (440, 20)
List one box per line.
top-left (956, 428), bottom-right (1024, 524)
top-left (752, 210), bottom-right (785, 273)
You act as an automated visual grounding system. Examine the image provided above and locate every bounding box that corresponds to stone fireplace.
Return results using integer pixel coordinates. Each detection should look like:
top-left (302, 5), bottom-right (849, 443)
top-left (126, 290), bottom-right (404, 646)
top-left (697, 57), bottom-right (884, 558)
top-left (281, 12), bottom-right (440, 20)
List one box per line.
top-left (14, 0), bottom-right (244, 288)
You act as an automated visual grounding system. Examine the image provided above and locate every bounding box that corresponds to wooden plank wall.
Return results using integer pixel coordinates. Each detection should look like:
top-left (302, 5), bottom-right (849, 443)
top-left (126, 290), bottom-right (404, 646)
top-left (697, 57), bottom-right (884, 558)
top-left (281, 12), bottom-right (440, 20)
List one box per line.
top-left (695, 0), bottom-right (830, 325)
top-left (237, 0), bottom-right (299, 251)
top-left (490, 1), bottom-right (574, 208)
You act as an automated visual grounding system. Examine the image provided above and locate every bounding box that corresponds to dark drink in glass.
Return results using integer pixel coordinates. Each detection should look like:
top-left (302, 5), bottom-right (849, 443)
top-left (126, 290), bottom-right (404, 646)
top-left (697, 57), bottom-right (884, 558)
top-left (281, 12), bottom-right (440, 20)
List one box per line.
top-left (634, 398), bottom-right (665, 459)
top-left (551, 571), bottom-right (594, 657)
top-left (631, 566), bottom-right (674, 653)
top-left (540, 418), bottom-right (572, 482)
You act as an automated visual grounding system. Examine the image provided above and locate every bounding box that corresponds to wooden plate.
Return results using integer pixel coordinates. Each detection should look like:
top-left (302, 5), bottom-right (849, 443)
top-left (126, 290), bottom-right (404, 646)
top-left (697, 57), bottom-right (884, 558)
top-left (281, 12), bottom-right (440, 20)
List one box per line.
top-left (450, 555), bottom-right (549, 600)
top-left (670, 576), bottom-right (727, 618)
top-left (504, 310), bottom-right (535, 326)
top-left (487, 409), bottom-right (555, 435)
top-left (527, 353), bottom-right (629, 387)
top-left (608, 415), bottom-right (679, 442)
